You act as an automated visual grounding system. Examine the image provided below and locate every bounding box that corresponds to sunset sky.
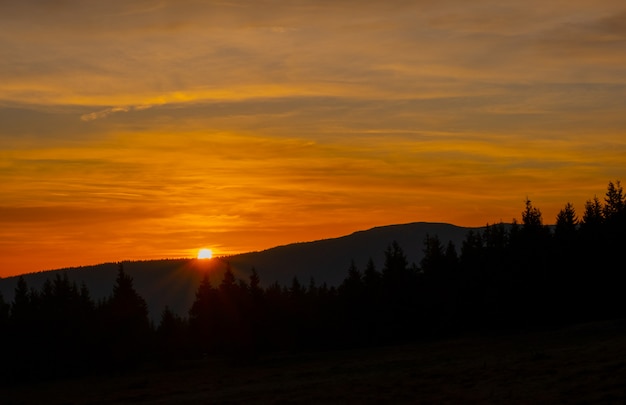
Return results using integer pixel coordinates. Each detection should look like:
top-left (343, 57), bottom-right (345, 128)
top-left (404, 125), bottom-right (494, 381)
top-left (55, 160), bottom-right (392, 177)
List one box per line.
top-left (1, 1), bottom-right (625, 277)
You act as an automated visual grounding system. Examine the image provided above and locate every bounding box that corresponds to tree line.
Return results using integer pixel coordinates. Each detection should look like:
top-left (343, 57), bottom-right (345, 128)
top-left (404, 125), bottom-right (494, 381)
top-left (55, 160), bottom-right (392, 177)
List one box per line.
top-left (1, 180), bottom-right (624, 383)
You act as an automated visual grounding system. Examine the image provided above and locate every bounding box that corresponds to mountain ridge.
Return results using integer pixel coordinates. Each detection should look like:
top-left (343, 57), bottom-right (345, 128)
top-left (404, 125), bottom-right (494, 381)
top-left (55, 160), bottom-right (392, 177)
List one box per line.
top-left (0, 222), bottom-right (481, 319)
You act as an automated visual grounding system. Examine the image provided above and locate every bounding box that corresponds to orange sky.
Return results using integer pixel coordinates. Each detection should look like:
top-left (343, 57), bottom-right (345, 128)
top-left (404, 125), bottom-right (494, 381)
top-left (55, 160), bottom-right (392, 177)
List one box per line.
top-left (1, 1), bottom-right (626, 277)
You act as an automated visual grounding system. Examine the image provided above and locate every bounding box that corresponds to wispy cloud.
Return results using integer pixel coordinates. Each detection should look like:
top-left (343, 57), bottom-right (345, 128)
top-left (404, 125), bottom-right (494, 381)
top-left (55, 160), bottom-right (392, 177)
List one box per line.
top-left (80, 105), bottom-right (152, 121)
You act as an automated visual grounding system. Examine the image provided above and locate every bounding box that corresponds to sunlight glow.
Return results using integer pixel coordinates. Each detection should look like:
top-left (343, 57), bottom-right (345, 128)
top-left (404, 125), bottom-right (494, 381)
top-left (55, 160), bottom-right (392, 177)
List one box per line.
top-left (197, 248), bottom-right (213, 259)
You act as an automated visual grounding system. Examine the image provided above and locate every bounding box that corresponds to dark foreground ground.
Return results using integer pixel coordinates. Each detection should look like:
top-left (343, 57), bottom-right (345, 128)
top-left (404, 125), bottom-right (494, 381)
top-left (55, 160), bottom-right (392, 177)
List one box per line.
top-left (3, 319), bottom-right (626, 404)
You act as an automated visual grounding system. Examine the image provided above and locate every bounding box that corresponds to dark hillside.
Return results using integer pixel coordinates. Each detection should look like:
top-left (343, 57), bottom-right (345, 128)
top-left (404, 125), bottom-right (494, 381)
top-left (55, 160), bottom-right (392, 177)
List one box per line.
top-left (0, 222), bottom-right (476, 319)
top-left (228, 222), bottom-right (476, 286)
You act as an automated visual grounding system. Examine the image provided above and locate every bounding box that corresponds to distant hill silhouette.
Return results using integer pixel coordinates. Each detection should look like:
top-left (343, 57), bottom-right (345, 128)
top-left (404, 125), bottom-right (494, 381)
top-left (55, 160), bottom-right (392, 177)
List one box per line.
top-left (227, 221), bottom-right (475, 285)
top-left (0, 222), bottom-right (479, 319)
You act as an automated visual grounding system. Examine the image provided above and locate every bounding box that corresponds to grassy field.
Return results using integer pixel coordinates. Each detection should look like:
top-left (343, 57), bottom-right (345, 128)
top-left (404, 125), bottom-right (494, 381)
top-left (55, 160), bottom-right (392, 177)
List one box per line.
top-left (3, 319), bottom-right (626, 404)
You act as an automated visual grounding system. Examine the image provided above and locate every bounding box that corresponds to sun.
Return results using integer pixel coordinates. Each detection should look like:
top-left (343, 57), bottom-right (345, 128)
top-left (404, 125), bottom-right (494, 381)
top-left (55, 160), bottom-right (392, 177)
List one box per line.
top-left (197, 248), bottom-right (213, 259)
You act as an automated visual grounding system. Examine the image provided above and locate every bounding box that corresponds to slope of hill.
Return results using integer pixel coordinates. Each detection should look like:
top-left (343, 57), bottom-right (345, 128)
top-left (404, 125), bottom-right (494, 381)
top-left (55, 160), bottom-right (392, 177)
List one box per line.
top-left (0, 222), bottom-right (478, 320)
top-left (227, 222), bottom-right (475, 286)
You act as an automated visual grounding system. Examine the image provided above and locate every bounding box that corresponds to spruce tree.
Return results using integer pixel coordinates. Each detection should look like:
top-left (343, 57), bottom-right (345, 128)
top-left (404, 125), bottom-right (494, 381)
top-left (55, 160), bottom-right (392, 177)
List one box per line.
top-left (603, 180), bottom-right (625, 221)
top-left (581, 196), bottom-right (604, 232)
top-left (555, 202), bottom-right (578, 239)
top-left (363, 257), bottom-right (381, 291)
top-left (157, 306), bottom-right (188, 361)
top-left (101, 263), bottom-right (151, 368)
top-left (420, 234), bottom-right (444, 275)
top-left (188, 273), bottom-right (217, 353)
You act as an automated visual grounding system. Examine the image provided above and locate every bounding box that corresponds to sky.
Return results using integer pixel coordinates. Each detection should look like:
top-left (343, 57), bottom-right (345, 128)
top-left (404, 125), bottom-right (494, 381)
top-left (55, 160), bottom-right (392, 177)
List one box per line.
top-left (1, 0), bottom-right (625, 277)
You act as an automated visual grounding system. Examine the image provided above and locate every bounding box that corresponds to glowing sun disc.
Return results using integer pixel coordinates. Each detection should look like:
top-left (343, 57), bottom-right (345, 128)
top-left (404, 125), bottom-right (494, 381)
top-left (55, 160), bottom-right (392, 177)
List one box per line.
top-left (197, 248), bottom-right (213, 259)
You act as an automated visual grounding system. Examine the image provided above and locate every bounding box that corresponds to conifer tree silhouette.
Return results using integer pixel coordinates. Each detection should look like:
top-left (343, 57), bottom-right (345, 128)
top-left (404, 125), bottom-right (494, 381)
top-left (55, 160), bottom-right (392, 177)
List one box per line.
top-left (339, 260), bottom-right (363, 295)
top-left (101, 263), bottom-right (151, 368)
top-left (380, 241), bottom-right (418, 340)
top-left (220, 263), bottom-right (237, 294)
top-left (8, 276), bottom-right (39, 379)
top-left (363, 257), bottom-right (381, 293)
top-left (444, 241), bottom-right (459, 272)
top-left (249, 267), bottom-right (262, 296)
top-left (460, 230), bottom-right (483, 271)
top-left (217, 263), bottom-right (247, 352)
top-left (420, 234), bottom-right (445, 276)
top-left (603, 180), bottom-right (625, 221)
top-left (11, 276), bottom-right (31, 324)
top-left (580, 196), bottom-right (604, 234)
top-left (188, 273), bottom-right (218, 354)
top-left (246, 267), bottom-right (265, 353)
top-left (156, 305), bottom-right (188, 362)
top-left (522, 198), bottom-right (543, 230)
top-left (34, 273), bottom-right (94, 375)
top-left (601, 181), bottom-right (626, 314)
top-left (555, 202), bottom-right (578, 241)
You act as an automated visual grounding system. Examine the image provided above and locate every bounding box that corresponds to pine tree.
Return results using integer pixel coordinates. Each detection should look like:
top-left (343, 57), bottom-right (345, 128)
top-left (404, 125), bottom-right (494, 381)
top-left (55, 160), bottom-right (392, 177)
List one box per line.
top-left (603, 180), bottom-right (625, 221)
top-left (156, 306), bottom-right (188, 361)
top-left (340, 260), bottom-right (363, 293)
top-left (420, 234), bottom-right (444, 275)
top-left (11, 276), bottom-right (32, 324)
top-left (381, 241), bottom-right (418, 338)
top-left (217, 263), bottom-right (247, 352)
top-left (518, 198), bottom-right (551, 247)
top-left (79, 282), bottom-right (95, 314)
top-left (157, 306), bottom-right (182, 337)
top-left (362, 257), bottom-right (382, 334)
top-left (601, 181), bottom-right (626, 313)
top-left (249, 267), bottom-right (261, 292)
top-left (307, 276), bottom-right (318, 296)
top-left (109, 264), bottom-right (149, 325)
top-left (444, 241), bottom-right (459, 271)
top-left (382, 241), bottom-right (410, 284)
top-left (581, 196), bottom-right (604, 231)
top-left (8, 276), bottom-right (40, 378)
top-left (188, 273), bottom-right (218, 353)
top-left (101, 263), bottom-right (151, 368)
top-left (220, 262), bottom-right (237, 294)
top-left (522, 198), bottom-right (543, 230)
top-left (555, 202), bottom-right (578, 238)
top-left (461, 229), bottom-right (483, 269)
top-left (363, 257), bottom-right (381, 290)
top-left (289, 276), bottom-right (305, 299)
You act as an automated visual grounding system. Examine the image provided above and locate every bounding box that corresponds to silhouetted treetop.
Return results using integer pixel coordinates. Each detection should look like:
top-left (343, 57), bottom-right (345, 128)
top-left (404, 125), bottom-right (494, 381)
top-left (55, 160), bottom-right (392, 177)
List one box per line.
top-left (522, 198), bottom-right (543, 230)
top-left (363, 257), bottom-right (381, 288)
top-left (382, 241), bottom-right (410, 282)
top-left (555, 202), bottom-right (578, 236)
top-left (10, 276), bottom-right (31, 322)
top-left (420, 234), bottom-right (445, 275)
top-left (581, 196), bottom-right (604, 230)
top-left (220, 262), bottom-right (237, 293)
top-left (339, 260), bottom-right (363, 297)
top-left (249, 267), bottom-right (261, 294)
top-left (603, 180), bottom-right (625, 220)
top-left (109, 263), bottom-right (148, 319)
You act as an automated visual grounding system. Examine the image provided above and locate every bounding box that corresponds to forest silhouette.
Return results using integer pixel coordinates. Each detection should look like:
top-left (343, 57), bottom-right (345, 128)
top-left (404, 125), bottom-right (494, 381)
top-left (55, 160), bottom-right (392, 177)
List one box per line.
top-left (1, 180), bottom-right (625, 384)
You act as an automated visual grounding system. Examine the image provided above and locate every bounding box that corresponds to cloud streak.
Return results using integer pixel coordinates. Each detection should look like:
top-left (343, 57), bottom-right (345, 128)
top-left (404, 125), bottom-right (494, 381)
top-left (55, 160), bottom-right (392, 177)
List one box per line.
top-left (80, 105), bottom-right (152, 121)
